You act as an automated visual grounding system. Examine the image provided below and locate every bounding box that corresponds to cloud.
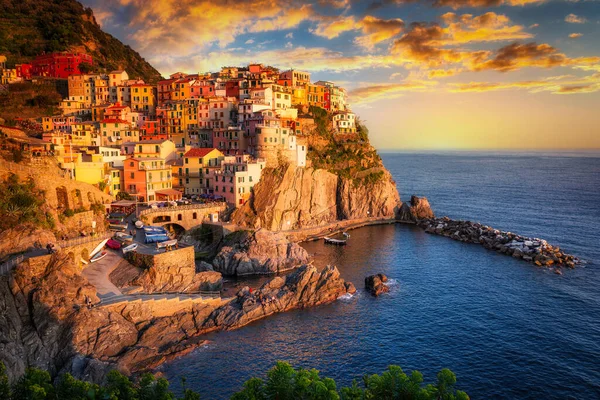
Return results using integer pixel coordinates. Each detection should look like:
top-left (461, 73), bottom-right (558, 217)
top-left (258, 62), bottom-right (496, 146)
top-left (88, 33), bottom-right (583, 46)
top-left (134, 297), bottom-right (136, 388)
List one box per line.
top-left (565, 14), bottom-right (587, 24)
top-left (349, 81), bottom-right (438, 104)
top-left (92, 0), bottom-right (318, 55)
top-left (389, 13), bottom-right (533, 69)
top-left (368, 0), bottom-right (545, 10)
top-left (354, 16), bottom-right (405, 49)
top-left (439, 12), bottom-right (533, 44)
top-left (471, 42), bottom-right (599, 72)
top-left (311, 16), bottom-right (358, 39)
top-left (245, 39), bottom-right (255, 44)
top-left (153, 46), bottom-right (406, 74)
top-left (569, 33), bottom-right (583, 39)
top-left (529, 23), bottom-right (539, 28)
top-left (285, 32), bottom-right (294, 39)
top-left (448, 73), bottom-right (600, 94)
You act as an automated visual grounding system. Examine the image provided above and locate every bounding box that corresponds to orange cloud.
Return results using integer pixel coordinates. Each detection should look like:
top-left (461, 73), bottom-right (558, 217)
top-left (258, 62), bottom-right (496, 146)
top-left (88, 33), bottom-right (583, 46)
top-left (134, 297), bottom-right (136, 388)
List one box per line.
top-left (311, 16), bottom-right (357, 39)
top-left (471, 42), bottom-right (599, 72)
top-left (369, 0), bottom-right (545, 9)
top-left (569, 33), bottom-right (583, 39)
top-left (448, 73), bottom-right (600, 94)
top-left (355, 16), bottom-right (405, 49)
top-left (349, 81), bottom-right (438, 104)
top-left (105, 0), bottom-right (318, 54)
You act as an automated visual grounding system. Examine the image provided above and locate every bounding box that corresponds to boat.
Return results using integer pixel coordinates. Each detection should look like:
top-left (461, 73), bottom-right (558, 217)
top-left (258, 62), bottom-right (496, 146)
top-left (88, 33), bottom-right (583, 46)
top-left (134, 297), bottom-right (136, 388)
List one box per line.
top-left (89, 239), bottom-right (109, 258)
top-left (324, 237), bottom-right (347, 245)
top-left (108, 221), bottom-right (128, 232)
top-left (114, 232), bottom-right (134, 244)
top-left (122, 243), bottom-right (138, 254)
top-left (343, 232), bottom-right (351, 238)
top-left (135, 220), bottom-right (144, 229)
top-left (90, 251), bottom-right (107, 263)
top-left (106, 239), bottom-right (122, 250)
top-left (156, 239), bottom-right (178, 249)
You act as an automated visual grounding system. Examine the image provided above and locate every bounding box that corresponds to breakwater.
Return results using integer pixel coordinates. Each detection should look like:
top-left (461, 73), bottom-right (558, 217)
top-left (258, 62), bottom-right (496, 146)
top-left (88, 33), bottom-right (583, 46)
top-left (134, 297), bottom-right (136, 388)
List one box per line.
top-left (417, 217), bottom-right (579, 269)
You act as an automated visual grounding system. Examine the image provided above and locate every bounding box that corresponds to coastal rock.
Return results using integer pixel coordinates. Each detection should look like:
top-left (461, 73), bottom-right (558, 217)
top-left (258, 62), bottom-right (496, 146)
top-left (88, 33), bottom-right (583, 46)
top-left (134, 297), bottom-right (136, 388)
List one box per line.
top-left (127, 246), bottom-right (223, 293)
top-left (202, 265), bottom-right (352, 331)
top-left (231, 164), bottom-right (400, 231)
top-left (397, 195), bottom-right (435, 223)
top-left (0, 252), bottom-right (353, 383)
top-left (417, 217), bottom-right (579, 270)
top-left (365, 274), bottom-right (389, 296)
top-left (212, 229), bottom-right (310, 276)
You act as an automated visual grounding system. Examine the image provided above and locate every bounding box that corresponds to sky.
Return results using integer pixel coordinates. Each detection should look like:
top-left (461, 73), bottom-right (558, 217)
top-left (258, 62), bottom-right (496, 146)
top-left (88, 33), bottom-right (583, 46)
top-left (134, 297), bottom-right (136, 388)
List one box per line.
top-left (82, 0), bottom-right (600, 150)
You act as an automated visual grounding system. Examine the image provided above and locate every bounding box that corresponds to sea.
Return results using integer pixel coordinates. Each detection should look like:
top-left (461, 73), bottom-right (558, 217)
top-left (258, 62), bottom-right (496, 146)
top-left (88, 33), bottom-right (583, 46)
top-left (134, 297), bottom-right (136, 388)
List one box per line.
top-left (163, 151), bottom-right (600, 399)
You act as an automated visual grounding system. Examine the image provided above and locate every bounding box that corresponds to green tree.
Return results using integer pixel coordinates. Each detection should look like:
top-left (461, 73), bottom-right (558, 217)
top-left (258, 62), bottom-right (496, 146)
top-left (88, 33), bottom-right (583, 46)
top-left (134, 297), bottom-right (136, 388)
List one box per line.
top-left (264, 362), bottom-right (296, 399)
top-left (0, 362), bottom-right (11, 400)
top-left (231, 377), bottom-right (265, 400)
top-left (105, 369), bottom-right (137, 400)
top-left (11, 368), bottom-right (54, 400)
top-left (340, 380), bottom-right (364, 400)
top-left (138, 373), bottom-right (174, 400)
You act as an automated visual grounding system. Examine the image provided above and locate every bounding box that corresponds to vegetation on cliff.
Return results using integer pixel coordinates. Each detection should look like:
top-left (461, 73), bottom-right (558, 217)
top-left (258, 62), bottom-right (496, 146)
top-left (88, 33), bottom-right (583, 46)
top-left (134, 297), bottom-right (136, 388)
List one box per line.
top-left (0, 173), bottom-right (54, 232)
top-left (0, 0), bottom-right (161, 82)
top-left (305, 106), bottom-right (384, 184)
top-left (0, 361), bottom-right (469, 400)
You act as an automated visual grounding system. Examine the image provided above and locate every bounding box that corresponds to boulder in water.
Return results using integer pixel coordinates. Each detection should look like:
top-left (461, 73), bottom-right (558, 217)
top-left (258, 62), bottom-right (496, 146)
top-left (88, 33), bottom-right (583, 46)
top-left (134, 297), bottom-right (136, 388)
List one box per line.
top-left (365, 273), bottom-right (389, 296)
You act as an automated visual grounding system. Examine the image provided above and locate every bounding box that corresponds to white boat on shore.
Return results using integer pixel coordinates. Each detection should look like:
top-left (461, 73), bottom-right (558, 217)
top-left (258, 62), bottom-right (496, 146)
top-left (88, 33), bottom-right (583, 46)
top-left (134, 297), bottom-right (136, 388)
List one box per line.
top-left (324, 237), bottom-right (347, 245)
top-left (90, 251), bottom-right (107, 263)
top-left (157, 239), bottom-right (178, 249)
top-left (122, 243), bottom-right (138, 254)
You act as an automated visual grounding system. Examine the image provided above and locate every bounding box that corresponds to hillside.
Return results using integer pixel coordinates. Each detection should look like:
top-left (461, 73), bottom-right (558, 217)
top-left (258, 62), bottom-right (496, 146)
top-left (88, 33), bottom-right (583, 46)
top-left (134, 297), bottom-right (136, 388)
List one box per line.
top-left (0, 0), bottom-right (161, 83)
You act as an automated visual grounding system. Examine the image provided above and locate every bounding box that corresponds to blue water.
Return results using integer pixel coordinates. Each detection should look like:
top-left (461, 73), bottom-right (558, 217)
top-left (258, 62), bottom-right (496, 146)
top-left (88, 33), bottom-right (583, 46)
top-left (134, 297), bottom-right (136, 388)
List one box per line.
top-left (163, 152), bottom-right (600, 399)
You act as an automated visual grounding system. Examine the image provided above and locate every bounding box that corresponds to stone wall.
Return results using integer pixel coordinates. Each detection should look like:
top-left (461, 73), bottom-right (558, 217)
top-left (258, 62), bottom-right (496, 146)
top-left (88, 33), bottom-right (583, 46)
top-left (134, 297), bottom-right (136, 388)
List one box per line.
top-left (126, 246), bottom-right (222, 293)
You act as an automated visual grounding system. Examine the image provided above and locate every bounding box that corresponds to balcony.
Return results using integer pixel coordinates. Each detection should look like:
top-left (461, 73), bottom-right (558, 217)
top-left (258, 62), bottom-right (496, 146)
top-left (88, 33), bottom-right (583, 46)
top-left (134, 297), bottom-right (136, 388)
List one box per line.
top-left (140, 164), bottom-right (167, 170)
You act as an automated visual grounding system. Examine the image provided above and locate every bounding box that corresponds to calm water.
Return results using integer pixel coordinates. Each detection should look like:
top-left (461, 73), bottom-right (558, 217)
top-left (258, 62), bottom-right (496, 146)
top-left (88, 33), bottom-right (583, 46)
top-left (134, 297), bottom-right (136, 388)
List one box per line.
top-left (163, 152), bottom-right (600, 399)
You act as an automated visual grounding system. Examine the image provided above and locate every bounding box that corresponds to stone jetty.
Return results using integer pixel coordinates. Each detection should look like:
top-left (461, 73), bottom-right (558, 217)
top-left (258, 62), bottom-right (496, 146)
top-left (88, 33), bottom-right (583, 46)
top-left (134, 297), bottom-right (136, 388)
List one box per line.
top-left (418, 217), bottom-right (578, 269)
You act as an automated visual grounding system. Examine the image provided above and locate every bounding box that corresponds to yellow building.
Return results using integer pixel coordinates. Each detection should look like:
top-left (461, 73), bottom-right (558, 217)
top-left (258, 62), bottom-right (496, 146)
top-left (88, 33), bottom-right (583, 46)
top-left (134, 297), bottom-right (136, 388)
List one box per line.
top-left (182, 147), bottom-right (224, 195)
top-left (71, 122), bottom-right (100, 146)
top-left (307, 84), bottom-right (327, 109)
top-left (73, 153), bottom-right (106, 186)
top-left (130, 83), bottom-right (157, 116)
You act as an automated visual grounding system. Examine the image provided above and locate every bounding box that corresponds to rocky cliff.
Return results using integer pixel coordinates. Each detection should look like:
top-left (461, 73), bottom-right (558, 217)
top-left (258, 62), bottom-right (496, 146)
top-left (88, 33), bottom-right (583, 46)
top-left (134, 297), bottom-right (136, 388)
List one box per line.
top-left (124, 246), bottom-right (223, 293)
top-left (0, 253), bottom-right (353, 381)
top-left (213, 230), bottom-right (311, 276)
top-left (231, 163), bottom-right (400, 231)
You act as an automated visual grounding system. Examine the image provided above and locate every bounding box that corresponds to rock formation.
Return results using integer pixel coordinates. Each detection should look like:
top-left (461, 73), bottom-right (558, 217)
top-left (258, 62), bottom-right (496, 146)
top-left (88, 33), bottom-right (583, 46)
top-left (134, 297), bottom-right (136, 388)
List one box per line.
top-left (397, 195), bottom-right (435, 223)
top-left (212, 229), bottom-right (311, 276)
top-left (124, 246), bottom-right (223, 293)
top-left (418, 217), bottom-right (579, 269)
top-left (202, 265), bottom-right (356, 331)
top-left (231, 164), bottom-right (400, 231)
top-left (0, 253), bottom-right (354, 382)
top-left (365, 274), bottom-right (389, 296)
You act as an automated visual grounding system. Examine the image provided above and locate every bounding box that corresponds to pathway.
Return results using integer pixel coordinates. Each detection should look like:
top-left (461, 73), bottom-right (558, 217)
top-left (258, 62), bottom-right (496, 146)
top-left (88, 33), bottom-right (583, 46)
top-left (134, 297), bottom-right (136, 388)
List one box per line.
top-left (82, 250), bottom-right (123, 302)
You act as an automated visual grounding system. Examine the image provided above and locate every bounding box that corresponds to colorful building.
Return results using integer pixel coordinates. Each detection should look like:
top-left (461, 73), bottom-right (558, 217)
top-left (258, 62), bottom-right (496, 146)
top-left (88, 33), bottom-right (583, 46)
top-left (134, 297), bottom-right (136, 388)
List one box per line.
top-left (182, 147), bottom-right (224, 195)
top-left (31, 52), bottom-right (93, 79)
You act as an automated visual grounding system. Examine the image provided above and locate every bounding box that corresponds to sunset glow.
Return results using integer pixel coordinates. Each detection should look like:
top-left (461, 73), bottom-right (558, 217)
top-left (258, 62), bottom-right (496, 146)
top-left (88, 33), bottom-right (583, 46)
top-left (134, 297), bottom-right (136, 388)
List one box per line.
top-left (83, 0), bottom-right (600, 150)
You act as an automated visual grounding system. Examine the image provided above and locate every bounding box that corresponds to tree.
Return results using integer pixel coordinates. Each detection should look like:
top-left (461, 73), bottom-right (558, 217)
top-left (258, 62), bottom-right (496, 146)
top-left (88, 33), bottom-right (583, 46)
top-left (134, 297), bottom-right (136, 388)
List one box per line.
top-left (231, 378), bottom-right (265, 400)
top-left (0, 362), bottom-right (11, 400)
top-left (11, 368), bottom-right (54, 400)
top-left (138, 373), bottom-right (174, 400)
top-left (105, 369), bottom-right (137, 400)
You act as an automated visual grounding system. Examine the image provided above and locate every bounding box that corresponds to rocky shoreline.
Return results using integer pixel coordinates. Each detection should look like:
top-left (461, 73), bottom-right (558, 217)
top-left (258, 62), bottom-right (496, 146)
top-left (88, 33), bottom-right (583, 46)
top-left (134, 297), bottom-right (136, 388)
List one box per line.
top-left (417, 217), bottom-right (579, 270)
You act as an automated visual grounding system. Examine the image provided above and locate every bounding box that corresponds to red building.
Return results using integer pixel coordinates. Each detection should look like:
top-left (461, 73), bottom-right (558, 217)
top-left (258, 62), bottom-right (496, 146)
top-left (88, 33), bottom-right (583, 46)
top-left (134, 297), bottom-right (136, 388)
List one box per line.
top-left (225, 80), bottom-right (240, 99)
top-left (31, 52), bottom-right (93, 79)
top-left (16, 64), bottom-right (32, 80)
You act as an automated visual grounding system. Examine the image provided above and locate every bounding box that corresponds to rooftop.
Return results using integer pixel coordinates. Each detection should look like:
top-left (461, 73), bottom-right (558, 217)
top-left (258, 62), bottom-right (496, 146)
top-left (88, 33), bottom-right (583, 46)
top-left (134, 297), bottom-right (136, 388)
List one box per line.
top-left (184, 147), bottom-right (219, 158)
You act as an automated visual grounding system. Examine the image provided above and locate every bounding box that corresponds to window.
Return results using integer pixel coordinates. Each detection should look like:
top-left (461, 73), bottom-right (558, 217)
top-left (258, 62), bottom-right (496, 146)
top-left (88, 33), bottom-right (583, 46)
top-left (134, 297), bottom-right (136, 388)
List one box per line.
top-left (130, 172), bottom-right (134, 178)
